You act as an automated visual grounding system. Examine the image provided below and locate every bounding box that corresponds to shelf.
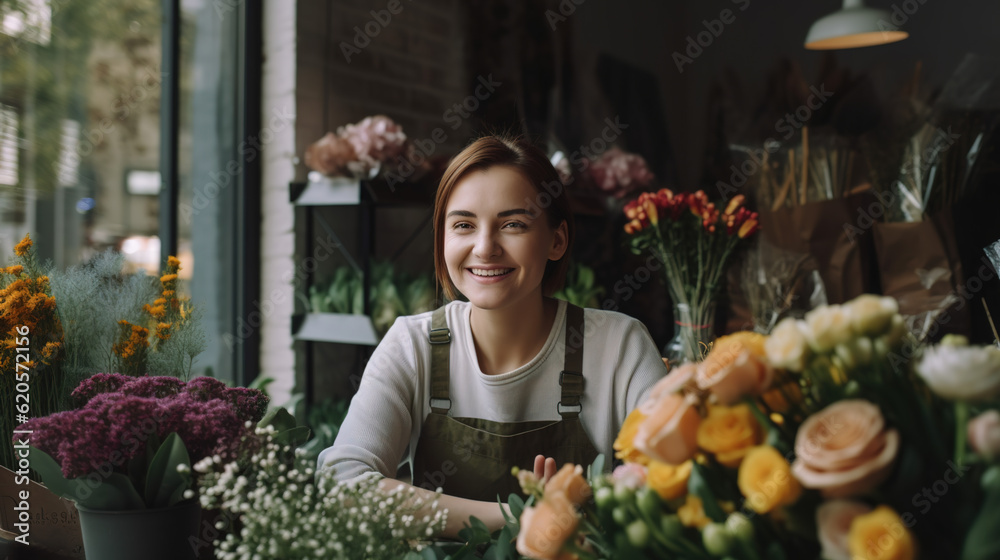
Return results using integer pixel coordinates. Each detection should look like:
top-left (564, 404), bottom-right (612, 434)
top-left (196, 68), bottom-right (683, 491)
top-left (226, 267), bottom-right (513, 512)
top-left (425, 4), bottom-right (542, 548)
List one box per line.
top-left (292, 312), bottom-right (380, 346)
top-left (290, 175), bottom-right (436, 206)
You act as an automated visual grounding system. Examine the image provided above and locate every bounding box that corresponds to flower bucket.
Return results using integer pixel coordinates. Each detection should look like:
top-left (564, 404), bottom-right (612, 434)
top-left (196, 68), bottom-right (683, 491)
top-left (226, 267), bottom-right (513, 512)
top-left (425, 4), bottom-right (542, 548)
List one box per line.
top-left (77, 499), bottom-right (201, 560)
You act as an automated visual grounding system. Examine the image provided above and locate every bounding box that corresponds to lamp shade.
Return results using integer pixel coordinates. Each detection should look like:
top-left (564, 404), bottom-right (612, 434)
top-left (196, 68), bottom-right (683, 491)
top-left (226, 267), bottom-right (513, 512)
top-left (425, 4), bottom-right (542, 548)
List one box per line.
top-left (805, 0), bottom-right (908, 50)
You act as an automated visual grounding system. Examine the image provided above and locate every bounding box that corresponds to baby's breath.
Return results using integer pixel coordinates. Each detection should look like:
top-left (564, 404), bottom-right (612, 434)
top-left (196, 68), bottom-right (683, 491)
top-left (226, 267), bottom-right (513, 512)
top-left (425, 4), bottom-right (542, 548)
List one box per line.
top-left (198, 427), bottom-right (446, 559)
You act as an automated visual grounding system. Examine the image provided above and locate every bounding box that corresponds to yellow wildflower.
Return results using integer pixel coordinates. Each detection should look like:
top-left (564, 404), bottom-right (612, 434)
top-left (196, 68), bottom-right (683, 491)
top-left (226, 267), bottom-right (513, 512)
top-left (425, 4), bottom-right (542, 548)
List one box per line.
top-left (14, 234), bottom-right (32, 256)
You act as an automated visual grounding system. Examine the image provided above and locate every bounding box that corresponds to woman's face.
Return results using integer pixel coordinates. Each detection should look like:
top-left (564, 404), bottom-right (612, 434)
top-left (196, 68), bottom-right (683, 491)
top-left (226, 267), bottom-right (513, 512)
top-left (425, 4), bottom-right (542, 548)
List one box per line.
top-left (443, 165), bottom-right (567, 311)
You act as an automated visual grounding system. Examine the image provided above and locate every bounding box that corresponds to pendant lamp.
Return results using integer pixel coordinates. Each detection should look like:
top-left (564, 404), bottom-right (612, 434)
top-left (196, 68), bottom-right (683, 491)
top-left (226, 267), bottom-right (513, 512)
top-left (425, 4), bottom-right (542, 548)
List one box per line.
top-left (804, 0), bottom-right (908, 50)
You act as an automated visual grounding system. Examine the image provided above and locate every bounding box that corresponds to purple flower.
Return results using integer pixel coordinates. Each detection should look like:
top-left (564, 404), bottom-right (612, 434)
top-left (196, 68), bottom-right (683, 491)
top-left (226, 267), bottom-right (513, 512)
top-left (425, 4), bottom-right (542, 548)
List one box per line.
top-left (19, 375), bottom-right (267, 479)
top-left (589, 147), bottom-right (655, 198)
top-left (71, 373), bottom-right (132, 406)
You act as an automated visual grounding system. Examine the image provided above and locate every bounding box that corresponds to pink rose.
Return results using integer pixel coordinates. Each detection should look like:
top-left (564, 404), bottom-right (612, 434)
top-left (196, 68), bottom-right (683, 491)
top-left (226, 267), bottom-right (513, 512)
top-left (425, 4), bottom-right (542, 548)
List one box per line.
top-left (969, 410), bottom-right (1000, 462)
top-left (816, 500), bottom-right (872, 560)
top-left (633, 392), bottom-right (701, 466)
top-left (611, 463), bottom-right (648, 490)
top-left (792, 400), bottom-right (900, 498)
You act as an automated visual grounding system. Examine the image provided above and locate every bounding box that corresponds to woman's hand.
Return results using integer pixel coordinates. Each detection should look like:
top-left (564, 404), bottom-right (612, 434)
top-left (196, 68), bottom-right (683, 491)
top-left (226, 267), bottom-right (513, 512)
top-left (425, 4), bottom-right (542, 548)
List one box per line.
top-left (533, 454), bottom-right (557, 483)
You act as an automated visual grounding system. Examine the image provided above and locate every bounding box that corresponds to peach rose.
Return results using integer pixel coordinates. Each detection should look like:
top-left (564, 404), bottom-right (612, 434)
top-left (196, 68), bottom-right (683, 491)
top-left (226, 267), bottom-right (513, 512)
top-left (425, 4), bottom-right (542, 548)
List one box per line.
top-left (968, 410), bottom-right (1000, 462)
top-left (647, 460), bottom-right (692, 501)
top-left (633, 392), bottom-right (701, 465)
top-left (792, 400), bottom-right (900, 498)
top-left (848, 506), bottom-right (915, 560)
top-left (516, 491), bottom-right (579, 560)
top-left (697, 332), bottom-right (773, 405)
top-left (303, 132), bottom-right (358, 176)
top-left (737, 446), bottom-right (801, 514)
top-left (614, 409), bottom-right (651, 465)
top-left (545, 464), bottom-right (591, 506)
top-left (696, 404), bottom-right (762, 468)
top-left (816, 499), bottom-right (872, 560)
top-left (640, 363), bottom-right (698, 415)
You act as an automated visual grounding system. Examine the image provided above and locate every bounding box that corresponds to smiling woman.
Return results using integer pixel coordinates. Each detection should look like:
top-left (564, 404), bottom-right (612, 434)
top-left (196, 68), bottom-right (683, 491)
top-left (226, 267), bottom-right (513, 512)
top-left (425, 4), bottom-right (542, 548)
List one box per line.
top-left (318, 135), bottom-right (667, 539)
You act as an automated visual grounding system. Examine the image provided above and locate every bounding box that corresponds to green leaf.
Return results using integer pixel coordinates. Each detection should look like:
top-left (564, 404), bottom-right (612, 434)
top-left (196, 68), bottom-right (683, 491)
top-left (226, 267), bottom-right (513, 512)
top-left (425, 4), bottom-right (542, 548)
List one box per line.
top-left (589, 453), bottom-right (606, 482)
top-left (274, 425), bottom-right (312, 448)
top-left (258, 406), bottom-right (298, 432)
top-left (507, 493), bottom-right (526, 520)
top-left (248, 375), bottom-right (275, 393)
top-left (963, 479), bottom-right (1000, 560)
top-left (688, 462), bottom-right (727, 522)
top-left (28, 447), bottom-right (144, 510)
top-left (145, 432), bottom-right (192, 508)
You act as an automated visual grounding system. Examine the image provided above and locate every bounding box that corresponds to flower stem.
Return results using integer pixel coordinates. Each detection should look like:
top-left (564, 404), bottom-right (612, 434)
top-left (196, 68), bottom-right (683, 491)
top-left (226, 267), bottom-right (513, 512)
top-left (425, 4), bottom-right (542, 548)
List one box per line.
top-left (955, 401), bottom-right (969, 467)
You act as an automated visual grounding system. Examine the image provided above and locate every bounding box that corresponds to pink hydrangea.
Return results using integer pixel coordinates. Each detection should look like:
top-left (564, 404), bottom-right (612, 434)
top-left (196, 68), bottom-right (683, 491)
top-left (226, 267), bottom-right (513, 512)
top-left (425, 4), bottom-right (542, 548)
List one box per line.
top-left (589, 147), bottom-right (655, 198)
top-left (338, 115), bottom-right (407, 171)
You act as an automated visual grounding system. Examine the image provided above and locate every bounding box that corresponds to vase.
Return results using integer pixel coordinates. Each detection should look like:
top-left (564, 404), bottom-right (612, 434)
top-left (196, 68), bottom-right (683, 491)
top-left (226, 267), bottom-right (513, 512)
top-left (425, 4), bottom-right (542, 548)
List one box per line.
top-left (663, 301), bottom-right (716, 366)
top-left (77, 499), bottom-right (201, 560)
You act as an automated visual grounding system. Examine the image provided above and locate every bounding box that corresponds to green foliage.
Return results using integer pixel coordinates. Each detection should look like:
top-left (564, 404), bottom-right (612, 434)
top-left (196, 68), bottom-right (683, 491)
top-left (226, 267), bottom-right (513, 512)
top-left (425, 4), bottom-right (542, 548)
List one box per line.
top-left (553, 262), bottom-right (605, 309)
top-left (29, 432), bottom-right (193, 511)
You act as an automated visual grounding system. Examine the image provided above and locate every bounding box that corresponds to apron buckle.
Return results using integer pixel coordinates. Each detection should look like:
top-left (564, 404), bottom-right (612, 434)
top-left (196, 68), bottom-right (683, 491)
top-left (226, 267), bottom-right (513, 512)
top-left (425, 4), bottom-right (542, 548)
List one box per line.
top-left (429, 327), bottom-right (451, 344)
top-left (557, 401), bottom-right (582, 415)
top-left (430, 397), bottom-right (452, 412)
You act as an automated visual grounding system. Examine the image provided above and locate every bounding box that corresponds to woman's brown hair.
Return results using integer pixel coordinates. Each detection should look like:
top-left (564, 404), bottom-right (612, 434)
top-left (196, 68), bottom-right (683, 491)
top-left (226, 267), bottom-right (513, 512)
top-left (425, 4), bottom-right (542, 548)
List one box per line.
top-left (433, 135), bottom-right (574, 301)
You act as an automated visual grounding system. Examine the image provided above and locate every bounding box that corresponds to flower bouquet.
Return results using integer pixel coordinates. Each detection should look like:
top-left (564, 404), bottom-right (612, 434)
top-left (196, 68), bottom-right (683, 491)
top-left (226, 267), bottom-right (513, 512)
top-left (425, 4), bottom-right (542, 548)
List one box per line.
top-left (623, 190), bottom-right (759, 363)
top-left (512, 294), bottom-right (1000, 560)
top-left (304, 115), bottom-right (409, 180)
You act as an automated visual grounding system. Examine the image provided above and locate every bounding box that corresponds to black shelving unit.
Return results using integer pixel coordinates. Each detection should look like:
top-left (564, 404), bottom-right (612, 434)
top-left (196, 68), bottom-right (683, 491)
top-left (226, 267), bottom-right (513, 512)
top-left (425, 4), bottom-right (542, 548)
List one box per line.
top-left (290, 175), bottom-right (435, 404)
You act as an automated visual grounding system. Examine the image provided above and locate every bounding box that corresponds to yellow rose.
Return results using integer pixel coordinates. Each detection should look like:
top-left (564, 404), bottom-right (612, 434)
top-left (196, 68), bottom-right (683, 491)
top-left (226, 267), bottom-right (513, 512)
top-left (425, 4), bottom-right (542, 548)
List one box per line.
top-left (847, 506), bottom-right (915, 560)
top-left (696, 405), bottom-right (762, 468)
top-left (804, 305), bottom-right (855, 353)
top-left (737, 446), bottom-right (802, 514)
top-left (760, 378), bottom-right (803, 415)
top-left (647, 460), bottom-right (692, 501)
top-left (614, 409), bottom-right (651, 465)
top-left (846, 294), bottom-right (898, 337)
top-left (545, 464), bottom-right (591, 506)
top-left (677, 494), bottom-right (711, 529)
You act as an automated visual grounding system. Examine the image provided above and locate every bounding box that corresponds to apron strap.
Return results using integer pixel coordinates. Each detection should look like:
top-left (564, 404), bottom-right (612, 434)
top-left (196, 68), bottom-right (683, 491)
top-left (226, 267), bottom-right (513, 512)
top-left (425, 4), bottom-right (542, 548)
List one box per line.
top-left (558, 303), bottom-right (585, 418)
top-left (428, 306), bottom-right (452, 415)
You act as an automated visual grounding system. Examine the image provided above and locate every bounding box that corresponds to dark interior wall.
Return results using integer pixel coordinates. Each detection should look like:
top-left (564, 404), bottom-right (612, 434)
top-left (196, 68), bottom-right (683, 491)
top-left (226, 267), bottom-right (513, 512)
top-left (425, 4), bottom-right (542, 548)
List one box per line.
top-left (568, 0), bottom-right (1000, 188)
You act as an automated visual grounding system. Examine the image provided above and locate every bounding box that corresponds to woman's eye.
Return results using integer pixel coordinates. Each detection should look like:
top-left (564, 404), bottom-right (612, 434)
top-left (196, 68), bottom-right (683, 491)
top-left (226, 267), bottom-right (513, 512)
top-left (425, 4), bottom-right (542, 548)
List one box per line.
top-left (503, 222), bottom-right (526, 230)
top-left (452, 222), bottom-right (473, 230)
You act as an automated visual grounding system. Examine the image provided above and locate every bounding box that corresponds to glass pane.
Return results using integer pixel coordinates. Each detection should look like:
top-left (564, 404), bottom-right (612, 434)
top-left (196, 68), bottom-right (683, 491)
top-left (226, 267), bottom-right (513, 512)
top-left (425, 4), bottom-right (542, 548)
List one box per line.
top-left (177, 0), bottom-right (239, 383)
top-left (0, 0), bottom-right (161, 271)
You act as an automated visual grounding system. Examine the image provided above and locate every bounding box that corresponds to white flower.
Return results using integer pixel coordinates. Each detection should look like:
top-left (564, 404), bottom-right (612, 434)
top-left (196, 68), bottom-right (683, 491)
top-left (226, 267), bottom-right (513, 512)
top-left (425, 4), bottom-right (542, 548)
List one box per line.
top-left (804, 304), bottom-right (855, 352)
top-left (916, 344), bottom-right (1000, 401)
top-left (765, 318), bottom-right (811, 371)
top-left (846, 294), bottom-right (898, 337)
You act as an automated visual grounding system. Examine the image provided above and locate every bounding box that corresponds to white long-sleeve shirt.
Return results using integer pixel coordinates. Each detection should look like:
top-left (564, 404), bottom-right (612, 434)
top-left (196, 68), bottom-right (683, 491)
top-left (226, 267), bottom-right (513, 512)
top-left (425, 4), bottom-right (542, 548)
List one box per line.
top-left (318, 299), bottom-right (667, 481)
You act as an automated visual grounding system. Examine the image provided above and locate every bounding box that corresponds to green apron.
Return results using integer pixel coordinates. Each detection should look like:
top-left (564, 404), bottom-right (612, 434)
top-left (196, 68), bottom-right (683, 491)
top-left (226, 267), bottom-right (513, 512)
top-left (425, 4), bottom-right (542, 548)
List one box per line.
top-left (410, 303), bottom-right (600, 502)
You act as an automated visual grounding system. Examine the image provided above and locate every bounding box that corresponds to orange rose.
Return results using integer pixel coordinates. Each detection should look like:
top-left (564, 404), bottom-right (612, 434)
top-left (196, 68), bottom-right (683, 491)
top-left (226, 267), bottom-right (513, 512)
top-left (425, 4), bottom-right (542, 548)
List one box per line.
top-left (634, 392), bottom-right (701, 465)
top-left (544, 464), bottom-right (591, 506)
top-left (516, 491), bottom-right (579, 560)
top-left (792, 400), bottom-right (900, 498)
top-left (697, 332), bottom-right (773, 405)
top-left (640, 363), bottom-right (698, 415)
top-left (697, 404), bottom-right (762, 468)
top-left (615, 409), bottom-right (651, 465)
